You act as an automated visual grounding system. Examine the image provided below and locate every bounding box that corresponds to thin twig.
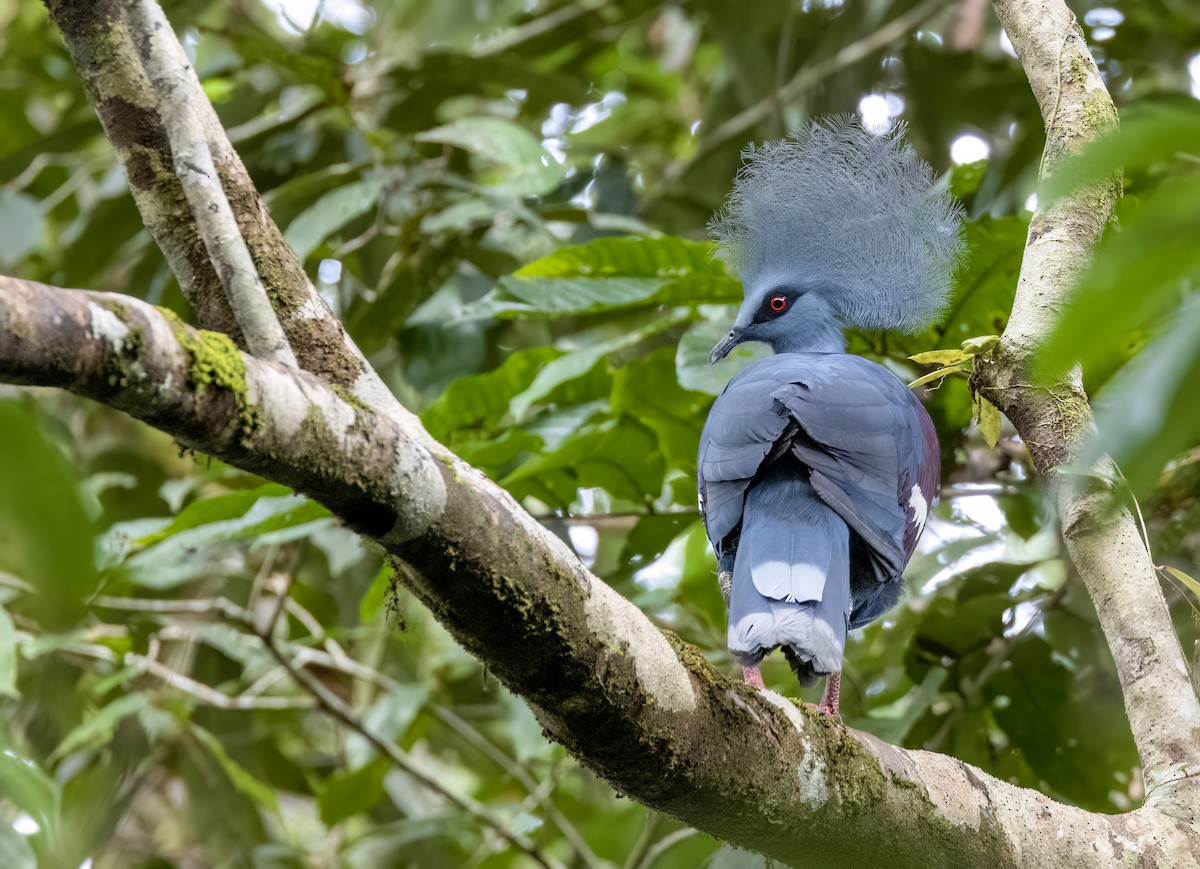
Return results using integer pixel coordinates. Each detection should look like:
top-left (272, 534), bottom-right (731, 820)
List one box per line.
top-left (664, 0), bottom-right (950, 183)
top-left (924, 581), bottom-right (1070, 751)
top-left (630, 827), bottom-right (700, 869)
top-left (623, 813), bottom-right (661, 869)
top-left (433, 706), bottom-right (605, 869)
top-left (470, 0), bottom-right (607, 58)
top-left (253, 628), bottom-right (560, 868)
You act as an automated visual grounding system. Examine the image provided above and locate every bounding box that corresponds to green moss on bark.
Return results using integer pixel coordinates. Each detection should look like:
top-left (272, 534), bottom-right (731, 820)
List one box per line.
top-left (159, 307), bottom-right (259, 442)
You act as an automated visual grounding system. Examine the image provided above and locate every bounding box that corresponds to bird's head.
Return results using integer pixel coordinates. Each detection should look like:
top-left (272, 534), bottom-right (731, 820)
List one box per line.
top-left (708, 280), bottom-right (843, 362)
top-left (708, 117), bottom-right (964, 363)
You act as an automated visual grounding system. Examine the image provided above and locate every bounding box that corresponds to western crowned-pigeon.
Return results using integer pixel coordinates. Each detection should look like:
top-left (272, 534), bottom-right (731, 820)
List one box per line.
top-left (698, 118), bottom-right (963, 715)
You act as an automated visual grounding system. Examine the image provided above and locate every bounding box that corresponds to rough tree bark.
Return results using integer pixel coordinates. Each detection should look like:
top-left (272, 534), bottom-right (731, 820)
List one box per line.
top-left (2, 0), bottom-right (1197, 864)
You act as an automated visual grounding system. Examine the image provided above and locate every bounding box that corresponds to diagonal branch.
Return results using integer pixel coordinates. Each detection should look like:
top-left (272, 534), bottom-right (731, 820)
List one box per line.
top-left (979, 0), bottom-right (1200, 796)
top-left (127, 0), bottom-right (296, 366)
top-left (663, 0), bottom-right (951, 184)
top-left (44, 0), bottom-right (409, 420)
top-left (2, 274), bottom-right (1196, 865)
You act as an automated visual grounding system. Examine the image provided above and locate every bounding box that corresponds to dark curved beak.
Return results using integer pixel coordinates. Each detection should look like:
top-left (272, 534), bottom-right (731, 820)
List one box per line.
top-left (709, 329), bottom-right (743, 364)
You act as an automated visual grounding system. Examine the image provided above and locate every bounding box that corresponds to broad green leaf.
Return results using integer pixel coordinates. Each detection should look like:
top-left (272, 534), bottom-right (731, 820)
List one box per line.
top-left (119, 495), bottom-right (330, 589)
top-left (1087, 296), bottom-right (1200, 492)
top-left (939, 215), bottom-right (1027, 342)
top-left (0, 604), bottom-right (16, 698)
top-left (285, 174), bottom-right (393, 261)
top-left (503, 418), bottom-right (664, 505)
top-left (360, 562), bottom-right (393, 624)
top-left (493, 276), bottom-right (664, 316)
top-left (422, 347), bottom-right (561, 440)
top-left (49, 693), bottom-right (149, 763)
top-left (909, 349), bottom-right (972, 366)
top-left (318, 757), bottom-right (391, 827)
top-left (0, 823), bottom-right (36, 869)
top-left (137, 483), bottom-right (293, 546)
top-left (0, 747), bottom-right (59, 839)
top-left (345, 684), bottom-right (429, 769)
top-left (676, 319), bottom-right (770, 395)
top-left (416, 117), bottom-right (564, 196)
top-left (1040, 104), bottom-right (1200, 203)
top-left (509, 315), bottom-right (682, 419)
top-left (976, 395), bottom-right (1002, 448)
top-left (611, 348), bottom-right (708, 476)
top-left (450, 428), bottom-right (543, 472)
top-left (189, 723), bottom-right (279, 813)
top-left (0, 401), bottom-right (97, 627)
top-left (515, 236), bottom-right (725, 279)
top-left (0, 190), bottom-right (42, 265)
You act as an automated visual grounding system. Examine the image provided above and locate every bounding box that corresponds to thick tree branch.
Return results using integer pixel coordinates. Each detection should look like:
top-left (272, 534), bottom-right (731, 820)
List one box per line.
top-left (2, 275), bottom-right (1197, 865)
top-left (978, 0), bottom-right (1200, 797)
top-left (44, 0), bottom-right (407, 417)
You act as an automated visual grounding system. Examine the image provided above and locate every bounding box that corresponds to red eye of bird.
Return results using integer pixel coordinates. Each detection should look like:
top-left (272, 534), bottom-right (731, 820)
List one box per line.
top-left (769, 295), bottom-right (788, 312)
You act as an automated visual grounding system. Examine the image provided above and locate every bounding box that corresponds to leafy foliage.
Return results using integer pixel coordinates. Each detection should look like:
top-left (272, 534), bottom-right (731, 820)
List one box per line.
top-left (1, 0), bottom-right (1198, 864)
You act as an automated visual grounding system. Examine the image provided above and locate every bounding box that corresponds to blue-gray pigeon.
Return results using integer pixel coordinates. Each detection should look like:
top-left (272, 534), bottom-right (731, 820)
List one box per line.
top-left (698, 118), bottom-right (963, 714)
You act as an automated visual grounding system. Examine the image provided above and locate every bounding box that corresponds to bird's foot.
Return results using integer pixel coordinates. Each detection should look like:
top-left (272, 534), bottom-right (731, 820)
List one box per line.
top-left (742, 666), bottom-right (764, 689)
top-left (818, 671), bottom-right (841, 718)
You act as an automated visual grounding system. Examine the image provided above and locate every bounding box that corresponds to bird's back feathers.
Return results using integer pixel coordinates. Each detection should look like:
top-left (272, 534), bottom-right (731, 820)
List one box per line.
top-left (727, 460), bottom-right (850, 684)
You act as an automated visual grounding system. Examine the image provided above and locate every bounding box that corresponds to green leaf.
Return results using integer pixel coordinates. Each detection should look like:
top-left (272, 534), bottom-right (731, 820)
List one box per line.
top-left (0, 604), bottom-right (16, 698)
top-left (676, 319), bottom-right (771, 395)
top-left (318, 757), bottom-right (391, 827)
top-left (515, 236), bottom-right (726, 279)
top-left (416, 117), bottom-right (564, 196)
top-left (137, 483), bottom-right (293, 546)
top-left (0, 400), bottom-right (97, 627)
top-left (0, 747), bottom-right (59, 839)
top-left (909, 349), bottom-right (973, 366)
top-left (0, 823), bottom-right (36, 869)
top-left (464, 236), bottom-right (741, 321)
top-left (960, 335), bottom-right (1000, 356)
top-left (611, 347), bottom-right (708, 477)
top-left (189, 723), bottom-right (279, 813)
top-left (909, 366), bottom-right (963, 388)
top-left (119, 494), bottom-right (330, 589)
top-left (1162, 566), bottom-right (1200, 603)
top-left (421, 347), bottom-right (561, 440)
top-left (503, 418), bottom-right (664, 505)
top-left (0, 190), bottom-right (42, 265)
top-left (284, 174), bottom-right (392, 261)
top-left (509, 314), bottom-right (682, 419)
top-left (345, 685), bottom-right (429, 768)
top-left (939, 215), bottom-right (1027, 343)
top-left (49, 693), bottom-right (149, 763)
top-left (360, 563), bottom-right (393, 624)
top-left (976, 395), bottom-right (1002, 448)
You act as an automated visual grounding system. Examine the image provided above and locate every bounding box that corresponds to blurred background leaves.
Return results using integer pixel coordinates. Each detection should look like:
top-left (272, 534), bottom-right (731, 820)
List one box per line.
top-left (0, 0), bottom-right (1197, 864)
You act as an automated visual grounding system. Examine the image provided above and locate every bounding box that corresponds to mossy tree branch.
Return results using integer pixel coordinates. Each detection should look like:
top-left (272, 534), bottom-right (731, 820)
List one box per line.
top-left (44, 0), bottom-right (410, 419)
top-left (20, 0), bottom-right (1200, 862)
top-left (976, 0), bottom-right (1200, 793)
top-left (3, 274), bottom-right (1198, 864)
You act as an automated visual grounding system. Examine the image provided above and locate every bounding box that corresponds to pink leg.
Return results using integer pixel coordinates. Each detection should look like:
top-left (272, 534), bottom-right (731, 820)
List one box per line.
top-left (742, 666), bottom-right (764, 689)
top-left (818, 671), bottom-right (841, 717)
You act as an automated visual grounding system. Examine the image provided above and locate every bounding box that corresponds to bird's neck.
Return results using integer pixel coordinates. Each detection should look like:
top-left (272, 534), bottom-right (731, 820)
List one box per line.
top-left (769, 318), bottom-right (847, 354)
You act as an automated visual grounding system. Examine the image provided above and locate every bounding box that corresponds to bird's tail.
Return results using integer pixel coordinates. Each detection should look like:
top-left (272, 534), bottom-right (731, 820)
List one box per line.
top-left (727, 461), bottom-right (850, 686)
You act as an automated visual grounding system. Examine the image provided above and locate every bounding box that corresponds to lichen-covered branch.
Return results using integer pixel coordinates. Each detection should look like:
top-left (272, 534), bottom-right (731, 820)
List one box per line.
top-left (2, 275), bottom-right (1197, 865)
top-left (978, 0), bottom-right (1200, 793)
top-left (44, 0), bottom-right (407, 417)
top-left (127, 0), bottom-right (296, 367)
